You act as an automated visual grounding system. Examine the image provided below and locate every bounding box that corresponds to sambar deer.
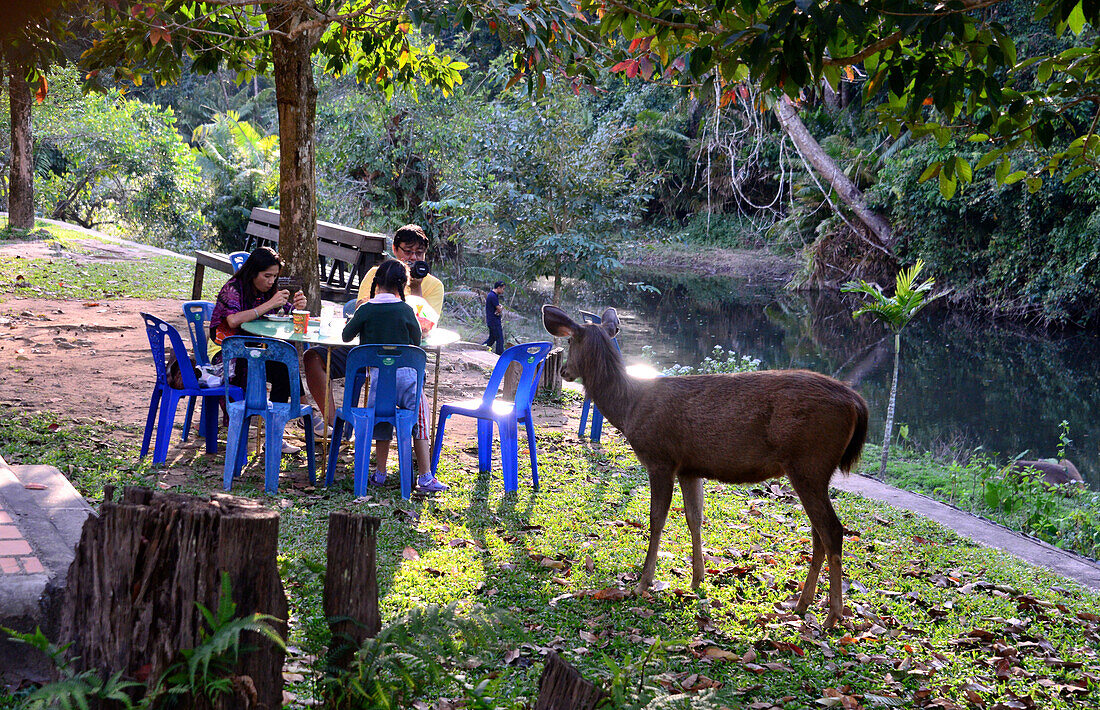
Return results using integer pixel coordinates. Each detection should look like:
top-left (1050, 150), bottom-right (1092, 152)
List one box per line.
top-left (543, 305), bottom-right (869, 628)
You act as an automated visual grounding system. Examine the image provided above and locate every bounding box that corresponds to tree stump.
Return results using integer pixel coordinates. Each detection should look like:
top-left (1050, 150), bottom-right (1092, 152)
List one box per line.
top-left (58, 487), bottom-right (287, 709)
top-left (502, 360), bottom-right (522, 401)
top-left (534, 651), bottom-right (607, 710)
top-left (323, 512), bottom-right (381, 664)
top-left (538, 347), bottom-right (564, 396)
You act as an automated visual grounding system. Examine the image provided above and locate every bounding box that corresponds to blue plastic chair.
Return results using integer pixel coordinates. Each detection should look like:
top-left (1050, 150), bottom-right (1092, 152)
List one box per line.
top-left (139, 313), bottom-right (242, 465)
top-left (181, 300), bottom-right (215, 441)
top-left (229, 251), bottom-right (249, 272)
top-left (431, 341), bottom-right (552, 492)
top-left (326, 345), bottom-right (426, 499)
top-left (221, 336), bottom-right (316, 495)
top-left (577, 310), bottom-right (620, 443)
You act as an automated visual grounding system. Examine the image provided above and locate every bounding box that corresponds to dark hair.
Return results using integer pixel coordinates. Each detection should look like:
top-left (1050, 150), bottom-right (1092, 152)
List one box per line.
top-left (370, 259), bottom-right (409, 300)
top-left (233, 246), bottom-right (283, 302)
top-left (393, 224), bottom-right (429, 252)
top-left (493, 281), bottom-right (506, 289)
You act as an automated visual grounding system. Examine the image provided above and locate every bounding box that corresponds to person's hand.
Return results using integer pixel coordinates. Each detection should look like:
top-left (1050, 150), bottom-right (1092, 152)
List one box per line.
top-left (496, 305), bottom-right (503, 315)
top-left (267, 289), bottom-right (290, 310)
top-left (292, 290), bottom-right (307, 310)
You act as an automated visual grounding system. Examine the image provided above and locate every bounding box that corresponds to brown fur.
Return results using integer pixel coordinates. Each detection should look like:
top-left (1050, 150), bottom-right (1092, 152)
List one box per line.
top-left (1009, 459), bottom-right (1085, 490)
top-left (544, 305), bottom-right (869, 628)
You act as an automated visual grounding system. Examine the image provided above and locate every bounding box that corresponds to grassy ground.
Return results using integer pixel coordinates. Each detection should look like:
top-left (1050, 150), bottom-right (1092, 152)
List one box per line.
top-left (3, 225), bottom-right (1100, 706)
top-left (0, 218), bottom-right (220, 302)
top-left (2, 409), bottom-right (1100, 708)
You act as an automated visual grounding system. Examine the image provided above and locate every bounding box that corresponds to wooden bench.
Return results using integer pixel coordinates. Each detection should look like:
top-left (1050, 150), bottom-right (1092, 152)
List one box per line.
top-left (191, 207), bottom-right (387, 301)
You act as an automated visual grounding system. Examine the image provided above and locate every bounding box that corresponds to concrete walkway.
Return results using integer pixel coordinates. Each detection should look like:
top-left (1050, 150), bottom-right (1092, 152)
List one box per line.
top-left (832, 473), bottom-right (1100, 591)
top-left (0, 454), bottom-right (92, 686)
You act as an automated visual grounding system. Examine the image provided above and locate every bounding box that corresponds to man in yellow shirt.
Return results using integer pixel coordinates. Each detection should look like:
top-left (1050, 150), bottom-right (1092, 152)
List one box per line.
top-left (359, 225), bottom-right (444, 314)
top-left (304, 225), bottom-right (445, 485)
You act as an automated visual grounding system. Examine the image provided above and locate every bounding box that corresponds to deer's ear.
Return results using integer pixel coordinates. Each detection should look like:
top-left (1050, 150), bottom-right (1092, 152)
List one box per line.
top-left (601, 307), bottom-right (620, 338)
top-left (543, 304), bottom-right (578, 338)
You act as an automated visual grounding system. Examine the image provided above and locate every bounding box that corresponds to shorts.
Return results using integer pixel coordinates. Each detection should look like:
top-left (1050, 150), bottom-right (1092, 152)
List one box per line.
top-left (307, 344), bottom-right (351, 379)
top-left (366, 367), bottom-right (429, 441)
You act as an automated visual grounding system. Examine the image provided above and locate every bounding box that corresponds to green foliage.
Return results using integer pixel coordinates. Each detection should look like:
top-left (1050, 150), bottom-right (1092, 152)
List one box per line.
top-left (845, 260), bottom-right (937, 331)
top-left (0, 405), bottom-right (148, 500)
top-left (1057, 420), bottom-right (1072, 460)
top-left (435, 77), bottom-right (653, 302)
top-left (0, 227), bottom-right (216, 302)
top-left (192, 111), bottom-right (279, 251)
top-left (675, 213), bottom-right (765, 250)
top-left (314, 75), bottom-right (480, 240)
top-left (6, 574), bottom-right (283, 710)
top-left (845, 260), bottom-right (939, 478)
top-left (870, 138), bottom-right (1100, 325)
top-left (159, 573), bottom-right (286, 704)
top-left (319, 603), bottom-right (519, 709)
top-left (4, 627), bottom-right (144, 710)
top-left (33, 67), bottom-right (208, 249)
top-left (891, 450), bottom-right (1100, 559)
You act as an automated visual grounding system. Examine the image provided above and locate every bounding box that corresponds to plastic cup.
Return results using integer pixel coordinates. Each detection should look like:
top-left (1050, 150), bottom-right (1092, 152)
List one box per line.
top-left (292, 309), bottom-right (310, 335)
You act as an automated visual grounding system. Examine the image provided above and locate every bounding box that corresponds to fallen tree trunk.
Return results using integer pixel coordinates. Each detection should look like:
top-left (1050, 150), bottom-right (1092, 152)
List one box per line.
top-left (774, 95), bottom-right (894, 251)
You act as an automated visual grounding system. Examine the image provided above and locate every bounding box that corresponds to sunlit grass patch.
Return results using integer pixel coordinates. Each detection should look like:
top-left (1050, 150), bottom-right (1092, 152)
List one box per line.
top-left (5, 406), bottom-right (1100, 707)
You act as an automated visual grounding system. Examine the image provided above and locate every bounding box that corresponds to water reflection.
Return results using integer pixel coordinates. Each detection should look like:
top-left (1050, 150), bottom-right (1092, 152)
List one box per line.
top-left (501, 270), bottom-right (1100, 489)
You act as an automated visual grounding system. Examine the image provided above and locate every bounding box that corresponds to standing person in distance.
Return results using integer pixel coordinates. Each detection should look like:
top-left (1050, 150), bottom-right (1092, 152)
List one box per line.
top-left (483, 280), bottom-right (506, 355)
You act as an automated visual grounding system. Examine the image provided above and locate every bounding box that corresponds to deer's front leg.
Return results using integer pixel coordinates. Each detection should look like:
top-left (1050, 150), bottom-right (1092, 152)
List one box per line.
top-left (636, 464), bottom-right (676, 594)
top-left (679, 474), bottom-right (705, 589)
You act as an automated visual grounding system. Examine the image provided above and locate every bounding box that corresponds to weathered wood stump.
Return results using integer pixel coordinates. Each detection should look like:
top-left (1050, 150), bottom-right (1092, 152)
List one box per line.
top-left (535, 651), bottom-right (607, 710)
top-left (502, 360), bottom-right (522, 401)
top-left (58, 487), bottom-right (287, 709)
top-left (538, 347), bottom-right (564, 396)
top-left (323, 512), bottom-right (381, 663)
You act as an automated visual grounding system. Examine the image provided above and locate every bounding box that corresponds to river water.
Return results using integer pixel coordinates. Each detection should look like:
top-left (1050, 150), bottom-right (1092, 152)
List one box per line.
top-left (499, 270), bottom-right (1100, 489)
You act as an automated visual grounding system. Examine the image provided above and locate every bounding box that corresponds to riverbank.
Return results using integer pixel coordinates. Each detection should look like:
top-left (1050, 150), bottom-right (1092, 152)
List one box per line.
top-left (620, 240), bottom-right (801, 284)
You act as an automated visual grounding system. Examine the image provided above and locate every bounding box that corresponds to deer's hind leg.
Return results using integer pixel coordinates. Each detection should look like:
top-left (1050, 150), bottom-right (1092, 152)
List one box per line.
top-left (679, 474), bottom-right (705, 589)
top-left (636, 462), bottom-right (678, 594)
top-left (787, 467), bottom-right (845, 628)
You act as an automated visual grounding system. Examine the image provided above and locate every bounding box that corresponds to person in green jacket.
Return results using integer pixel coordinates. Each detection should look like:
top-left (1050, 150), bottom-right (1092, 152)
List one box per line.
top-left (343, 259), bottom-right (447, 493)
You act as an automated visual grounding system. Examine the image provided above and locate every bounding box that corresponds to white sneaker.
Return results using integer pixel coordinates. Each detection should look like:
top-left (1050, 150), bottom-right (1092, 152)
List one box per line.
top-left (281, 442), bottom-right (301, 455)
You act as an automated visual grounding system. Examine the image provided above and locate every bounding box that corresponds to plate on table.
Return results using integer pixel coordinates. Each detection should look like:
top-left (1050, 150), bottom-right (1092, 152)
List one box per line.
top-left (264, 314), bottom-right (293, 322)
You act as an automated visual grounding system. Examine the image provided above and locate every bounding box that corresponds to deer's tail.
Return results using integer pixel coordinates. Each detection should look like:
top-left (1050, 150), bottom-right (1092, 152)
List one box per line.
top-left (838, 396), bottom-right (869, 473)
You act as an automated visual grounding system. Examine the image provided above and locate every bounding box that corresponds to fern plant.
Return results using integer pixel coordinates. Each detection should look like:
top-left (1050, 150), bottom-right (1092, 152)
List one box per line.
top-left (154, 573), bottom-right (286, 706)
top-left (8, 573), bottom-right (284, 710)
top-left (3, 627), bottom-right (144, 710)
top-left (319, 603), bottom-right (519, 709)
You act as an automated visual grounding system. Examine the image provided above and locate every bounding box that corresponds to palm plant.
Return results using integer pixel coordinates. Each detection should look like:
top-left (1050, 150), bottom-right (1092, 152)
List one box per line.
top-left (843, 260), bottom-right (939, 479)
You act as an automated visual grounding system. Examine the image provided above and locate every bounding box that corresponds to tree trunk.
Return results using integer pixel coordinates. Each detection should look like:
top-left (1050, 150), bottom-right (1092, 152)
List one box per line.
top-left (773, 95), bottom-right (893, 249)
top-left (534, 651), bottom-right (606, 710)
top-left (553, 259), bottom-right (562, 305)
top-left (7, 60), bottom-right (34, 231)
top-left (323, 512), bottom-right (381, 666)
top-left (878, 331), bottom-right (901, 480)
top-left (267, 6), bottom-right (322, 309)
top-left (58, 488), bottom-right (287, 709)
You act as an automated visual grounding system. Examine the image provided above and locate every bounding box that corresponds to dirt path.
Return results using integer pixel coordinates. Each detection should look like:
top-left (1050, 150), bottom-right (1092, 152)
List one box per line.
top-left (0, 296), bottom-right (572, 439)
